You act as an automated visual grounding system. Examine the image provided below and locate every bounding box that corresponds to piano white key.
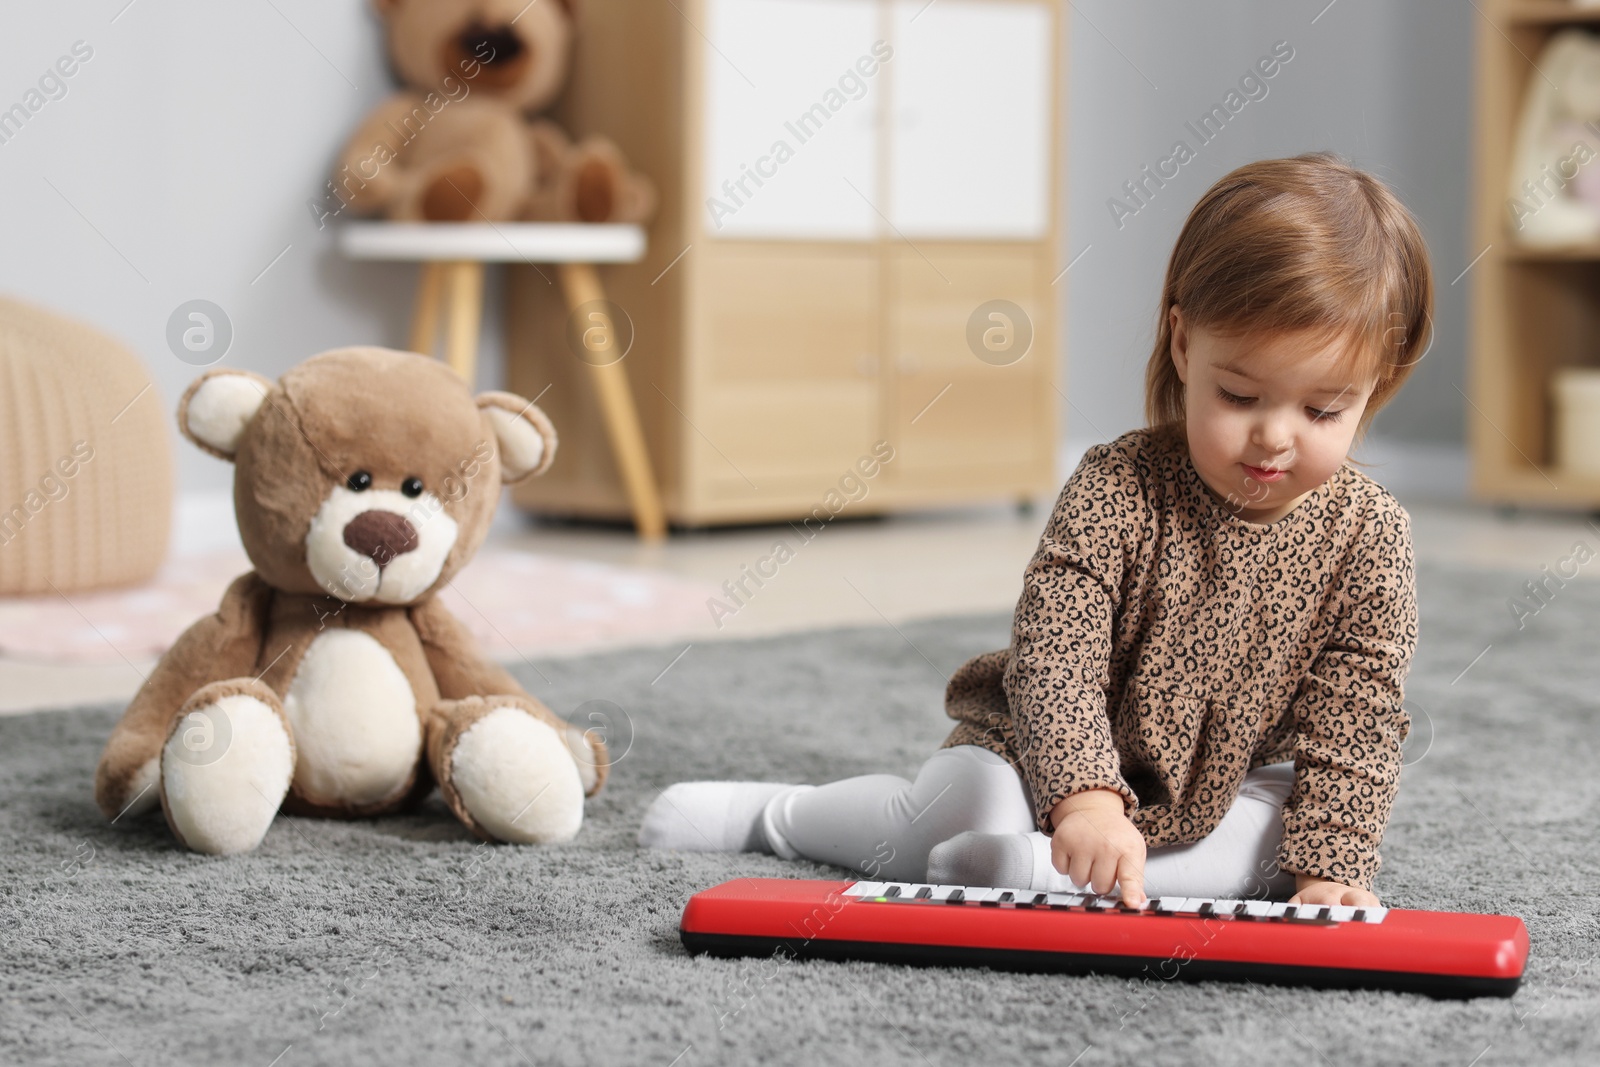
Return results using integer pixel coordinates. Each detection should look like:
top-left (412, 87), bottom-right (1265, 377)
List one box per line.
top-left (1045, 892), bottom-right (1085, 907)
top-left (1153, 896), bottom-right (1188, 913)
top-left (1359, 906), bottom-right (1388, 924)
top-left (1242, 900), bottom-right (1274, 918)
top-left (1266, 902), bottom-right (1293, 919)
top-left (930, 884), bottom-right (964, 901)
top-left (1176, 897), bottom-right (1213, 914)
top-left (879, 882), bottom-right (912, 899)
top-left (1210, 899), bottom-right (1244, 916)
top-left (842, 881), bottom-right (887, 898)
top-left (971, 887), bottom-right (1013, 903)
top-left (1328, 905), bottom-right (1358, 922)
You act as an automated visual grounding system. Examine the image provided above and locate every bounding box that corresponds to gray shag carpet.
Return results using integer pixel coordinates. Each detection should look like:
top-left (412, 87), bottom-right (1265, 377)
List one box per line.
top-left (2, 559), bottom-right (1597, 1067)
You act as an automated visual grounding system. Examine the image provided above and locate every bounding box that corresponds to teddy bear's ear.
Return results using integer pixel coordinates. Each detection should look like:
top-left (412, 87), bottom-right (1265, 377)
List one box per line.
top-left (178, 368), bottom-right (275, 462)
top-left (476, 391), bottom-right (558, 484)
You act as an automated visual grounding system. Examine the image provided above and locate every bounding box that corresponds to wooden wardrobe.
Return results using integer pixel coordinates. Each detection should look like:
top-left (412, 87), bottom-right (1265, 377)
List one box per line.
top-left (507, 0), bottom-right (1064, 526)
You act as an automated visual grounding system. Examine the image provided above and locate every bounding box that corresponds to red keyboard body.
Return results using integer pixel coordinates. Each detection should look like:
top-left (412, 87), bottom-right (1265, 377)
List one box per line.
top-left (679, 879), bottom-right (1528, 998)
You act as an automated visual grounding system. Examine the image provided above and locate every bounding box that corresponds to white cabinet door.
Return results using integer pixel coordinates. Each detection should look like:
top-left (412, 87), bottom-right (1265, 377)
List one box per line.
top-left (887, 0), bottom-right (1052, 238)
top-left (702, 0), bottom-right (885, 239)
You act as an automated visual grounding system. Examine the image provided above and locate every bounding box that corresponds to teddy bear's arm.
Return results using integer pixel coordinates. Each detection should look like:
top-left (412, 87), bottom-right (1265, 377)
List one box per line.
top-left (332, 92), bottom-right (430, 215)
top-left (93, 572), bottom-right (274, 819)
top-left (409, 594), bottom-right (527, 699)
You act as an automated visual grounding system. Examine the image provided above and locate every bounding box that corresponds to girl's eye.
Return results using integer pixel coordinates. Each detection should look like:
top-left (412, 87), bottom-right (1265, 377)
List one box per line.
top-left (1216, 386), bottom-right (1253, 406)
top-left (1307, 407), bottom-right (1344, 422)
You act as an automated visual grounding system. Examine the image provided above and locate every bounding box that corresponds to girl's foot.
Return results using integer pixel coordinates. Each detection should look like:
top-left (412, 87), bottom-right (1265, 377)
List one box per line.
top-left (638, 782), bottom-right (797, 852)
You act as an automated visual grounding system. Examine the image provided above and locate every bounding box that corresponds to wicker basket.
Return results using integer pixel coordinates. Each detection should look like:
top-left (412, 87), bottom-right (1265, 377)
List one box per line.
top-left (0, 297), bottom-right (171, 594)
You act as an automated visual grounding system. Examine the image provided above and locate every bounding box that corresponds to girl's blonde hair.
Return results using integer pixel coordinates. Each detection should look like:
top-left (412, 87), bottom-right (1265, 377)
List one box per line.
top-left (1144, 152), bottom-right (1434, 439)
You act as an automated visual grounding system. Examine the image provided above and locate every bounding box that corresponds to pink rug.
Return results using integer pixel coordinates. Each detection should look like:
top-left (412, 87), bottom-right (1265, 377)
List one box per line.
top-left (0, 547), bottom-right (718, 664)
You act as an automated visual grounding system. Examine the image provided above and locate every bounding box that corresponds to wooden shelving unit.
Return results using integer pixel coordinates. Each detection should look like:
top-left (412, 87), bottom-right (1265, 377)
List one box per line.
top-left (502, 0), bottom-right (1063, 528)
top-left (1472, 1), bottom-right (1600, 508)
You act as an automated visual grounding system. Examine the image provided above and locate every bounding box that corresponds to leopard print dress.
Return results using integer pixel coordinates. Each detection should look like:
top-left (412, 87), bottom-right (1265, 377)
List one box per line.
top-left (942, 424), bottom-right (1417, 889)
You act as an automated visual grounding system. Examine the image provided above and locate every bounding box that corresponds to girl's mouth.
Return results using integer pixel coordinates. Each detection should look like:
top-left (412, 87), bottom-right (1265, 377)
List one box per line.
top-left (1243, 463), bottom-right (1287, 483)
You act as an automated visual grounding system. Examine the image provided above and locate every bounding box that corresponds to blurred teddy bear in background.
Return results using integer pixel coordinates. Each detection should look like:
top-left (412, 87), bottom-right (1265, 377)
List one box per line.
top-left (1507, 28), bottom-right (1600, 245)
top-left (327, 0), bottom-right (654, 225)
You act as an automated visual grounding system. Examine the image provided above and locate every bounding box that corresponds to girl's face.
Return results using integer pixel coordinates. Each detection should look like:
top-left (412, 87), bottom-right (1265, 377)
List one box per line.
top-left (1169, 305), bottom-right (1374, 525)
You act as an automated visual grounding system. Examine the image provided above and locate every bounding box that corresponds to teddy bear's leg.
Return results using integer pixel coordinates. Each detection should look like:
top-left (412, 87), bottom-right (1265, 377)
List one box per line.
top-left (159, 679), bottom-right (296, 856)
top-left (565, 138), bottom-right (657, 224)
top-left (426, 695), bottom-right (593, 845)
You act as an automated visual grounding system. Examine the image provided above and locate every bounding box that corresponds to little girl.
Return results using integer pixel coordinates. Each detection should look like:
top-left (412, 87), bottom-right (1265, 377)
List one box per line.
top-left (640, 152), bottom-right (1431, 909)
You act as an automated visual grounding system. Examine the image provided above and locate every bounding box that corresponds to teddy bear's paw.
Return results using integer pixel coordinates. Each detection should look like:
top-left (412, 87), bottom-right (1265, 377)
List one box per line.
top-left (446, 702), bottom-right (586, 844)
top-left (571, 152), bottom-right (624, 223)
top-left (420, 163), bottom-right (488, 222)
top-left (160, 682), bottom-right (295, 856)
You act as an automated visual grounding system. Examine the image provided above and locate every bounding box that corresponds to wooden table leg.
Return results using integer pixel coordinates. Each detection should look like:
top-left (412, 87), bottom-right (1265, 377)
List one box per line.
top-left (558, 262), bottom-right (667, 541)
top-left (410, 262), bottom-right (444, 357)
top-left (442, 260), bottom-right (484, 385)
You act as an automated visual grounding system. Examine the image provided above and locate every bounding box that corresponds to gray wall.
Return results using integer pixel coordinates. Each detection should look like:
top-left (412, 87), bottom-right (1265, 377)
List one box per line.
top-left (0, 0), bottom-right (1473, 505)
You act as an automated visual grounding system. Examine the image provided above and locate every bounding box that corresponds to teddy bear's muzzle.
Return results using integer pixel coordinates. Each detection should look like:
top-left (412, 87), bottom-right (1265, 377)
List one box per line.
top-left (343, 510), bottom-right (421, 568)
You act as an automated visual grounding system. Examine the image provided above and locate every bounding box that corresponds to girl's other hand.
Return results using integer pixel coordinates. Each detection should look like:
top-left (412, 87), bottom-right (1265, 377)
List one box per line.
top-left (1289, 873), bottom-right (1379, 907)
top-left (1048, 789), bottom-right (1147, 906)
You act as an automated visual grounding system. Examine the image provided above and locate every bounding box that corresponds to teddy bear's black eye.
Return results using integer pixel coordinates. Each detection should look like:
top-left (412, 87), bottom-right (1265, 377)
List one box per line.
top-left (347, 470), bottom-right (373, 492)
top-left (401, 476), bottom-right (424, 498)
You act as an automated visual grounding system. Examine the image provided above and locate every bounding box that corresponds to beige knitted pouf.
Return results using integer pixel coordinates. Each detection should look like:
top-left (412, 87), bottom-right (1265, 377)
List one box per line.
top-left (0, 297), bottom-right (172, 594)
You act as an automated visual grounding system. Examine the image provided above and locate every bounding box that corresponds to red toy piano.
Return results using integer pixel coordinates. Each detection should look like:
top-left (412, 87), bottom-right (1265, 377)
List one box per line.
top-left (679, 879), bottom-right (1528, 998)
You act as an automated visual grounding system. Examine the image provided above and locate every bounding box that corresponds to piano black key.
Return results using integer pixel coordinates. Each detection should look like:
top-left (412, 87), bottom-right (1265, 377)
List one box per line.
top-left (946, 889), bottom-right (965, 904)
top-left (997, 891), bottom-right (1014, 904)
top-left (883, 885), bottom-right (901, 898)
top-left (914, 886), bottom-right (933, 899)
top-left (1197, 902), bottom-right (1214, 917)
top-left (1351, 908), bottom-right (1366, 923)
top-left (1031, 892), bottom-right (1049, 906)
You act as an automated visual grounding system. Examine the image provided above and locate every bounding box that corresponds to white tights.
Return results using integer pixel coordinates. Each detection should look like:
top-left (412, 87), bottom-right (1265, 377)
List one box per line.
top-left (761, 745), bottom-right (1299, 898)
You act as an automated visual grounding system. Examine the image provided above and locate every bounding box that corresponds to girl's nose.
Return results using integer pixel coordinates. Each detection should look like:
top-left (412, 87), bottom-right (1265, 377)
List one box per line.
top-left (1252, 415), bottom-right (1294, 456)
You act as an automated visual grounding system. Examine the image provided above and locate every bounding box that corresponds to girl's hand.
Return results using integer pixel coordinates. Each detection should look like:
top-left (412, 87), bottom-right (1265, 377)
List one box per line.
top-left (1048, 789), bottom-right (1147, 906)
top-left (1289, 873), bottom-right (1379, 908)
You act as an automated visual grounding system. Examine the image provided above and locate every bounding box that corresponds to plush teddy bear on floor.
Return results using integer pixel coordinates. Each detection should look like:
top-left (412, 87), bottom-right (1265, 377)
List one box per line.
top-left (94, 347), bottom-right (607, 854)
top-left (328, 0), bottom-right (653, 224)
